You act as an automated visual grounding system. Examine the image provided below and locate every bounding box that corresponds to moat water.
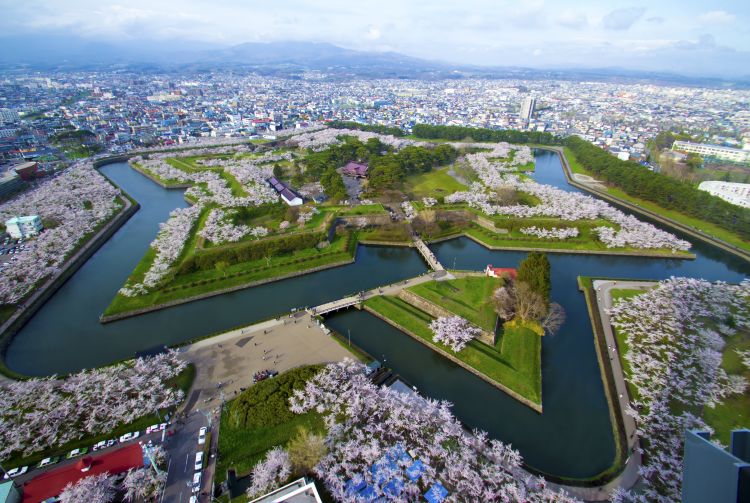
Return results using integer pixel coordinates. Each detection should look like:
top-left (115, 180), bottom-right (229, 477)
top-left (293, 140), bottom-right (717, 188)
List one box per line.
top-left (5, 150), bottom-right (748, 479)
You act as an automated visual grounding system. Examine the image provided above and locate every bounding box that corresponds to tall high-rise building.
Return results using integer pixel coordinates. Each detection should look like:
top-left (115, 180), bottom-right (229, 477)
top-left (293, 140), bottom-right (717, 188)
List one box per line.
top-left (520, 97), bottom-right (536, 121)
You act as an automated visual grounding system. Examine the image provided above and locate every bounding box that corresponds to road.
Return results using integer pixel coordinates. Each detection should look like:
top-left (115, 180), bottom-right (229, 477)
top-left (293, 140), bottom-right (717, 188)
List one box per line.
top-left (161, 409), bottom-right (214, 503)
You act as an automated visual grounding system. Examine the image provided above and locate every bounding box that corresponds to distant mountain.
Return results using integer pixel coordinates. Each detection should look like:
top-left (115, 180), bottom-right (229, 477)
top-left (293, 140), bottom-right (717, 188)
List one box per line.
top-left (0, 36), bottom-right (747, 88)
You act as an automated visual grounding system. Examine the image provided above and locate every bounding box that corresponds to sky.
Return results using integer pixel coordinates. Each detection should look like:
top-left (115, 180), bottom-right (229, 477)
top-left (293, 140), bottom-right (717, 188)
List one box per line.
top-left (0, 0), bottom-right (748, 77)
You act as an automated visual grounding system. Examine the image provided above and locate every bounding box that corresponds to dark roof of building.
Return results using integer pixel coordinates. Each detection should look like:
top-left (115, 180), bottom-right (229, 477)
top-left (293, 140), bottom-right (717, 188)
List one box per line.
top-left (267, 177), bottom-right (301, 201)
top-left (342, 161), bottom-right (369, 177)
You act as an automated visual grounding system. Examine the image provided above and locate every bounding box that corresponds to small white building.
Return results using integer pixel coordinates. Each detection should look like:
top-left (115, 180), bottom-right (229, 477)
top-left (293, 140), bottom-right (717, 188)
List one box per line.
top-left (698, 181), bottom-right (750, 209)
top-left (5, 215), bottom-right (43, 239)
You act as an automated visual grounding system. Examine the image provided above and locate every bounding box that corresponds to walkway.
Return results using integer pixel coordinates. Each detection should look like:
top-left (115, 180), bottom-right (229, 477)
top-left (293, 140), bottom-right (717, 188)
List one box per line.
top-left (413, 236), bottom-right (445, 271)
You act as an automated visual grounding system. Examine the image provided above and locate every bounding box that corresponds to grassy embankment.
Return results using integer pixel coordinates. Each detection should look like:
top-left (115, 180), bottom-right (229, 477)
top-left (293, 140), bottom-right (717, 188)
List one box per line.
top-left (609, 288), bottom-right (750, 446)
top-left (365, 275), bottom-right (542, 406)
top-left (563, 147), bottom-right (750, 254)
top-left (3, 364), bottom-right (195, 469)
top-left (403, 167), bottom-right (467, 199)
top-left (407, 276), bottom-right (499, 332)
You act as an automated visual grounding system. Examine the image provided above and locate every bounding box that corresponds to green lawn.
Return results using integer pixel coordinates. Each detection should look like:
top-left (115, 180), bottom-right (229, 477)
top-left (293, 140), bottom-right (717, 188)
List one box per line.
top-left (216, 365), bottom-right (324, 484)
top-left (365, 296), bottom-right (541, 405)
top-left (403, 167), bottom-right (467, 199)
top-left (104, 234), bottom-right (354, 316)
top-left (407, 276), bottom-right (501, 332)
top-left (562, 148), bottom-right (750, 254)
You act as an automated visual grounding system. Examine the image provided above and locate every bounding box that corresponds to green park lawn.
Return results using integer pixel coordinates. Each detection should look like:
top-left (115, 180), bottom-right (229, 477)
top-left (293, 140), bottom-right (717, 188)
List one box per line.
top-left (609, 287), bottom-right (750, 446)
top-left (216, 365), bottom-right (324, 484)
top-left (562, 148), bottom-right (750, 254)
top-left (365, 295), bottom-right (542, 406)
top-left (407, 276), bottom-right (501, 332)
top-left (403, 167), bottom-right (467, 199)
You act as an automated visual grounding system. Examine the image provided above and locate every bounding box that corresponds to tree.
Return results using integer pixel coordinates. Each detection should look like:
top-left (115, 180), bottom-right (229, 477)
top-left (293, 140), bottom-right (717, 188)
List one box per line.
top-left (286, 426), bottom-right (327, 477)
top-left (541, 303), bottom-right (566, 335)
top-left (247, 447), bottom-right (292, 498)
top-left (214, 260), bottom-right (229, 278)
top-left (272, 164), bottom-right (284, 179)
top-left (517, 252), bottom-right (551, 303)
top-left (492, 284), bottom-right (516, 321)
top-left (429, 315), bottom-right (482, 352)
top-left (59, 473), bottom-right (116, 503)
top-left (513, 282), bottom-right (547, 323)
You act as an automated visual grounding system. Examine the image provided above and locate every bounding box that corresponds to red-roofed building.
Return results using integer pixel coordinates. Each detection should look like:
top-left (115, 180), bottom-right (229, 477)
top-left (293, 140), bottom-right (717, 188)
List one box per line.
top-left (485, 265), bottom-right (517, 280)
top-left (21, 444), bottom-right (144, 503)
top-left (341, 161), bottom-right (368, 178)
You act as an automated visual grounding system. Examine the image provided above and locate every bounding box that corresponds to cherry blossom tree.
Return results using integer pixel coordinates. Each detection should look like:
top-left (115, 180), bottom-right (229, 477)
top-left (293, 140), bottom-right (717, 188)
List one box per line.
top-left (608, 278), bottom-right (750, 502)
top-left (288, 360), bottom-right (580, 502)
top-left (59, 472), bottom-right (116, 503)
top-left (429, 316), bottom-right (482, 352)
top-left (246, 447), bottom-right (292, 498)
top-left (0, 350), bottom-right (186, 459)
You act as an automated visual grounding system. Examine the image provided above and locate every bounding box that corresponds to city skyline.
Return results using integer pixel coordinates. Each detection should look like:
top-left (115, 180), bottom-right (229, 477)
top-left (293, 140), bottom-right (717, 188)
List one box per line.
top-left (0, 0), bottom-right (749, 78)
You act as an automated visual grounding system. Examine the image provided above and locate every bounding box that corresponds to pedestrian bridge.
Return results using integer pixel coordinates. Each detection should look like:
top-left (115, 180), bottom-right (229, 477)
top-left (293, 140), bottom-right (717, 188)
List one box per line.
top-left (413, 237), bottom-right (445, 271)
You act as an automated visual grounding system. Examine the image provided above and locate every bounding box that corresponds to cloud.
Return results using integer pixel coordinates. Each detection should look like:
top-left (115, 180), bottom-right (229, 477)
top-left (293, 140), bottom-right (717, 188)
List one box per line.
top-left (366, 26), bottom-right (381, 40)
top-left (603, 7), bottom-right (647, 30)
top-left (646, 16), bottom-right (665, 24)
top-left (698, 10), bottom-right (736, 25)
top-left (557, 10), bottom-right (587, 29)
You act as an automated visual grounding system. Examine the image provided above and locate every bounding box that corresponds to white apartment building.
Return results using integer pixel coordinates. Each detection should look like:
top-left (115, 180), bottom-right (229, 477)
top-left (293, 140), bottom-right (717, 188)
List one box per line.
top-left (698, 181), bottom-right (750, 209)
top-left (5, 215), bottom-right (43, 239)
top-left (672, 141), bottom-right (750, 164)
top-left (520, 96), bottom-right (536, 121)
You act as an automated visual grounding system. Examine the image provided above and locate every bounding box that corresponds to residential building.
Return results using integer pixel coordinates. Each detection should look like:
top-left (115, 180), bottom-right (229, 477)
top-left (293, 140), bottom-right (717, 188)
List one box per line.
top-left (249, 478), bottom-right (323, 503)
top-left (12, 161), bottom-right (40, 181)
top-left (267, 176), bottom-right (303, 206)
top-left (0, 482), bottom-right (21, 503)
top-left (5, 215), bottom-right (43, 239)
top-left (0, 170), bottom-right (24, 199)
top-left (698, 181), bottom-right (750, 209)
top-left (0, 109), bottom-right (19, 124)
top-left (682, 429), bottom-right (750, 503)
top-left (520, 96), bottom-right (536, 122)
top-left (341, 161), bottom-right (369, 178)
top-left (485, 265), bottom-right (517, 279)
top-left (672, 141), bottom-right (750, 164)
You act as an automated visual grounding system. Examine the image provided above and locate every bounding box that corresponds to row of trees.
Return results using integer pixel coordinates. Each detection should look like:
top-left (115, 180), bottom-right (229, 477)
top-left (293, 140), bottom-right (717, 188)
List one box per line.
top-left (178, 231), bottom-right (325, 273)
top-left (411, 124), bottom-right (562, 145)
top-left (367, 144), bottom-right (458, 192)
top-left (303, 136), bottom-right (383, 200)
top-left (328, 121), bottom-right (406, 137)
top-left (566, 136), bottom-right (750, 240)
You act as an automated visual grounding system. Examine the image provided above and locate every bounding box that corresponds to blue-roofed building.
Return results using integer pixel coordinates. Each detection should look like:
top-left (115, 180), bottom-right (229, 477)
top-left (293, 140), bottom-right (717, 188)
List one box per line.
top-left (682, 429), bottom-right (750, 503)
top-left (424, 482), bottom-right (449, 503)
top-left (406, 460), bottom-right (426, 482)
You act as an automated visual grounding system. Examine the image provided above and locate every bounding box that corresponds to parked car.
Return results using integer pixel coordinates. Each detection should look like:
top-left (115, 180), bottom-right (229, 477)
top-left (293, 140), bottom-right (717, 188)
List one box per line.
top-left (194, 452), bottom-right (203, 471)
top-left (253, 369), bottom-right (278, 383)
top-left (119, 431), bottom-right (140, 443)
top-left (106, 439), bottom-right (117, 448)
top-left (66, 448), bottom-right (87, 459)
top-left (3, 466), bottom-right (28, 479)
top-left (93, 441), bottom-right (106, 451)
top-left (38, 457), bottom-right (59, 468)
top-left (146, 424), bottom-right (160, 434)
top-left (192, 472), bottom-right (202, 493)
top-left (189, 497), bottom-right (197, 503)
top-left (197, 427), bottom-right (207, 445)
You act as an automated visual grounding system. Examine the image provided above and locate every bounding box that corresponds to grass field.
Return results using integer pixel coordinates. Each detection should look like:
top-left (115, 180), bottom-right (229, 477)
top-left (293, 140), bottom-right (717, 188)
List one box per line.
top-left (562, 148), bottom-right (750, 254)
top-left (609, 288), bottom-right (750, 446)
top-left (216, 365), bottom-right (323, 484)
top-left (365, 295), bottom-right (541, 405)
top-left (403, 167), bottom-right (467, 199)
top-left (407, 276), bottom-right (501, 332)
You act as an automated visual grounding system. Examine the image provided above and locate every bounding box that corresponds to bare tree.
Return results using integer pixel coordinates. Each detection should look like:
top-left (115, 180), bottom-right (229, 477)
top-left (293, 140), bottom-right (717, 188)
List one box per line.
top-left (514, 282), bottom-right (547, 322)
top-left (492, 285), bottom-right (516, 321)
top-left (541, 302), bottom-right (566, 335)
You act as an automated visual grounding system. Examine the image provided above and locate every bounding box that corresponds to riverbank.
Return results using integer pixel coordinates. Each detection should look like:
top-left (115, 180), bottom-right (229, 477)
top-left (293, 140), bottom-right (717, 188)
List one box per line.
top-left (0, 194), bottom-right (139, 380)
top-left (550, 146), bottom-right (750, 263)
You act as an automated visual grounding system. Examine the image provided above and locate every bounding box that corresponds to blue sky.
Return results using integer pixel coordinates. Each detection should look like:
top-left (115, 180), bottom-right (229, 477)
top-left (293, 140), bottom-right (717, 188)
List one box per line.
top-left (1, 0), bottom-right (748, 76)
